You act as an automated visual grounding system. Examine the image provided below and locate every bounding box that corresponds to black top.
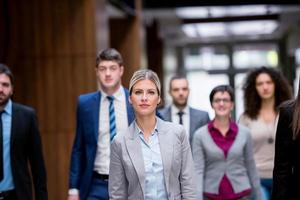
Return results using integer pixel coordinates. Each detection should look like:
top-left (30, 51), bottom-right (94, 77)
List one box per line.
top-left (272, 104), bottom-right (300, 200)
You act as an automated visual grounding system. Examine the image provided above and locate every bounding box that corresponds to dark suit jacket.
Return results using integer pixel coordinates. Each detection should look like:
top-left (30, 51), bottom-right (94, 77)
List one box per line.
top-left (11, 103), bottom-right (47, 200)
top-left (272, 104), bottom-right (300, 200)
top-left (158, 106), bottom-right (210, 145)
top-left (69, 89), bottom-right (135, 200)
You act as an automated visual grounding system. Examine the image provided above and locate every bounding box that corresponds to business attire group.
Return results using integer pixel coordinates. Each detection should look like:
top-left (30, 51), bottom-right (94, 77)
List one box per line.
top-left (1, 52), bottom-right (295, 200)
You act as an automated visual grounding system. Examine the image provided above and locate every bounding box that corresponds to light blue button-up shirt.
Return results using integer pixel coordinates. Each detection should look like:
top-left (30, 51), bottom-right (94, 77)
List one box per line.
top-left (0, 99), bottom-right (14, 191)
top-left (136, 122), bottom-right (168, 200)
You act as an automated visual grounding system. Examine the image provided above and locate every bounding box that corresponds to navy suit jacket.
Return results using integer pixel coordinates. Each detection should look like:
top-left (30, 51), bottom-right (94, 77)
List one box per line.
top-left (69, 89), bottom-right (135, 200)
top-left (158, 106), bottom-right (210, 146)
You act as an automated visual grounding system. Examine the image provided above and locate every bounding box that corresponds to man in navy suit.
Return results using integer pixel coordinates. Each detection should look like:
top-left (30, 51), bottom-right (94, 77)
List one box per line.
top-left (68, 48), bottom-right (135, 200)
top-left (159, 75), bottom-right (210, 147)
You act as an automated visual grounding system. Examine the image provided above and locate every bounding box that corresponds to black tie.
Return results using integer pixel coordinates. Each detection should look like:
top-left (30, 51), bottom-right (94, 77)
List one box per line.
top-left (177, 111), bottom-right (184, 125)
top-left (0, 110), bottom-right (4, 181)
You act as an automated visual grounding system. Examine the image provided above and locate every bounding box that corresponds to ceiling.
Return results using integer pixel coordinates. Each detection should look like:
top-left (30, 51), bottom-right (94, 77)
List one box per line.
top-left (142, 4), bottom-right (300, 45)
top-left (107, 2), bottom-right (300, 46)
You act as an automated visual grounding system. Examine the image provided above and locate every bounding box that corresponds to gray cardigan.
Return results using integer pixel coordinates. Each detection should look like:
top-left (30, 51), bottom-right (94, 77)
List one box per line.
top-left (192, 124), bottom-right (261, 200)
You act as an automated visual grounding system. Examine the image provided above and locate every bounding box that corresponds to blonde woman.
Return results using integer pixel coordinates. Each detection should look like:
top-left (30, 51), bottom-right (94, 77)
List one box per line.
top-left (109, 69), bottom-right (197, 200)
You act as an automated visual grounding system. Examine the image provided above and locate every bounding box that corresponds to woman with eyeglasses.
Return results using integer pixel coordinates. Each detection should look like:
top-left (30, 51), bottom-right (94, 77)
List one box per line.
top-left (239, 67), bottom-right (292, 200)
top-left (192, 85), bottom-right (261, 200)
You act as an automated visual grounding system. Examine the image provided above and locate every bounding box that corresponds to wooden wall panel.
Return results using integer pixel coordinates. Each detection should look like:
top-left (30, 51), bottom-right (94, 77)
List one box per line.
top-left (109, 0), bottom-right (142, 88)
top-left (146, 20), bottom-right (164, 98)
top-left (1, 0), bottom-right (100, 199)
top-left (0, 0), bottom-right (143, 199)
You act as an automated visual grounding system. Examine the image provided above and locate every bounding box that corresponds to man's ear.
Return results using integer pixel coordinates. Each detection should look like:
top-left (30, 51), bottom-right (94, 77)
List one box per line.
top-left (120, 65), bottom-right (124, 76)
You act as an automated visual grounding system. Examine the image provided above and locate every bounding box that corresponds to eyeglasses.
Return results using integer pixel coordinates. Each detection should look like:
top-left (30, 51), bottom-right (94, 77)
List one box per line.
top-left (212, 98), bottom-right (232, 104)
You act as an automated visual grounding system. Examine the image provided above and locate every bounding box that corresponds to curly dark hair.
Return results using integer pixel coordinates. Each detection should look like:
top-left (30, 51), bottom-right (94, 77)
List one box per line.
top-left (243, 66), bottom-right (292, 119)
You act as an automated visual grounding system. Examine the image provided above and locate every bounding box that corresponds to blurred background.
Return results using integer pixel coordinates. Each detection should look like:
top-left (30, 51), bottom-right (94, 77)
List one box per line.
top-left (1, 0), bottom-right (300, 199)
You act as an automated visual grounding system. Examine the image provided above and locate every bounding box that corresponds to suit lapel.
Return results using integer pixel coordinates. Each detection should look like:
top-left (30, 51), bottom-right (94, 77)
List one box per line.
top-left (10, 103), bottom-right (19, 147)
top-left (166, 106), bottom-right (172, 121)
top-left (125, 123), bottom-right (145, 195)
top-left (91, 92), bottom-right (101, 142)
top-left (189, 107), bottom-right (196, 142)
top-left (124, 89), bottom-right (135, 125)
top-left (157, 118), bottom-right (173, 195)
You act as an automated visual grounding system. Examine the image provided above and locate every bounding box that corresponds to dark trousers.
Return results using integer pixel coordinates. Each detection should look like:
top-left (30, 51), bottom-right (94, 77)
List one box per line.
top-left (0, 190), bottom-right (16, 200)
top-left (86, 177), bottom-right (109, 200)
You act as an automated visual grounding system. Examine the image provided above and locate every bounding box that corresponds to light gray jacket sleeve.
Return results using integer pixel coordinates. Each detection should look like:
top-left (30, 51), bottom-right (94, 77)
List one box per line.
top-left (180, 128), bottom-right (198, 200)
top-left (109, 138), bottom-right (128, 200)
top-left (192, 128), bottom-right (205, 200)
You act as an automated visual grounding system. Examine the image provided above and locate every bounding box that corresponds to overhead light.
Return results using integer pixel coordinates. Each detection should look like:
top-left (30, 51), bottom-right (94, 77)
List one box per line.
top-left (175, 7), bottom-right (208, 18)
top-left (182, 20), bottom-right (278, 38)
top-left (176, 5), bottom-right (273, 19)
top-left (229, 20), bottom-right (278, 35)
top-left (196, 23), bottom-right (227, 37)
top-left (182, 24), bottom-right (198, 37)
top-left (214, 5), bottom-right (268, 17)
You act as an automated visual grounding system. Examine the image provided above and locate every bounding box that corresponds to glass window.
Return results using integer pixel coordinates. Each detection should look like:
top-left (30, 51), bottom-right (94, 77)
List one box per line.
top-left (296, 48), bottom-right (300, 65)
top-left (233, 44), bottom-right (278, 68)
top-left (187, 71), bottom-right (229, 119)
top-left (295, 67), bottom-right (300, 97)
top-left (184, 46), bottom-right (229, 70)
top-left (295, 48), bottom-right (300, 97)
top-left (235, 73), bottom-right (247, 120)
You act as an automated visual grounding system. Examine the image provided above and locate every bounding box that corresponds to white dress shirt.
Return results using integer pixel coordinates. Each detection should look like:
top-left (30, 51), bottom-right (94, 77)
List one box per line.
top-left (94, 86), bottom-right (128, 174)
top-left (171, 105), bottom-right (190, 138)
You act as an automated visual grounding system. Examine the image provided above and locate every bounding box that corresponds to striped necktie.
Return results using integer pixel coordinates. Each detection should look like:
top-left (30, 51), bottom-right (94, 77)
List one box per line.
top-left (107, 96), bottom-right (116, 142)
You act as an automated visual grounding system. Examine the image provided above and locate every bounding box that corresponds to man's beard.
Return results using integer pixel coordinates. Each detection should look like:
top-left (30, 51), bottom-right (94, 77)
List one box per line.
top-left (0, 94), bottom-right (11, 108)
top-left (173, 100), bottom-right (187, 108)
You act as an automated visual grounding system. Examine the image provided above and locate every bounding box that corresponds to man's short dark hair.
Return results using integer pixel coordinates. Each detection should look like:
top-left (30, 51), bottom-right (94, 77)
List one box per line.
top-left (0, 63), bottom-right (14, 85)
top-left (96, 48), bottom-right (123, 67)
top-left (169, 74), bottom-right (187, 90)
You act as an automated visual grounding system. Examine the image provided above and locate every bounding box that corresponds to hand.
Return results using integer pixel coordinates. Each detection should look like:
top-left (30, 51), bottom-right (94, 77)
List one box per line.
top-left (68, 194), bottom-right (80, 200)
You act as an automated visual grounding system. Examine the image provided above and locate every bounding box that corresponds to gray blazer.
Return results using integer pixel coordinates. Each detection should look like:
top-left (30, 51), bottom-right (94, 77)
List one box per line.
top-left (109, 117), bottom-right (197, 200)
top-left (192, 124), bottom-right (261, 200)
top-left (158, 106), bottom-right (210, 145)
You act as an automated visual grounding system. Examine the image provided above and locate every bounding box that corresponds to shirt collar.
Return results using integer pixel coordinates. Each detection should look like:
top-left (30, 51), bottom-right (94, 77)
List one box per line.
top-left (208, 118), bottom-right (238, 133)
top-left (135, 120), bottom-right (158, 136)
top-left (2, 99), bottom-right (12, 116)
top-left (101, 86), bottom-right (124, 102)
top-left (0, 99), bottom-right (12, 116)
top-left (171, 104), bottom-right (189, 115)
